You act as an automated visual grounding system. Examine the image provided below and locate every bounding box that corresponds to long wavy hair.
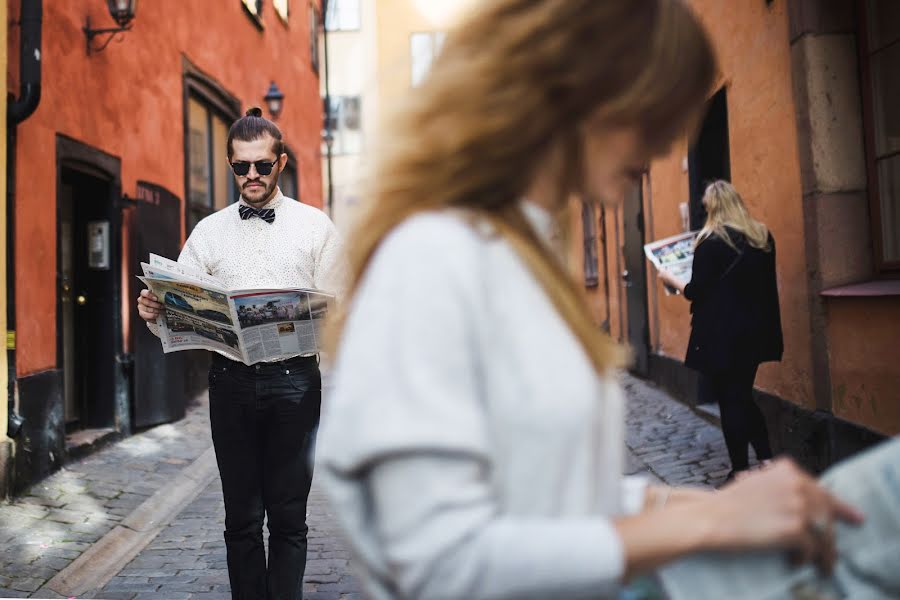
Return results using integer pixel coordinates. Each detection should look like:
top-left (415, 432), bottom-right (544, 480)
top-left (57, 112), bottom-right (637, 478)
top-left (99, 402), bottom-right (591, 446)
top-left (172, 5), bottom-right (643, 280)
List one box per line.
top-left (336, 0), bottom-right (717, 374)
top-left (697, 180), bottom-right (771, 252)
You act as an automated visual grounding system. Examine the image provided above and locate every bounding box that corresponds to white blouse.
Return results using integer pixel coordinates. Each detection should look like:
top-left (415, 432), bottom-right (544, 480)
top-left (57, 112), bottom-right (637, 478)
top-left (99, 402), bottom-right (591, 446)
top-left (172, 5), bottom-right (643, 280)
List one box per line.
top-left (317, 205), bottom-right (646, 599)
top-left (178, 190), bottom-right (345, 295)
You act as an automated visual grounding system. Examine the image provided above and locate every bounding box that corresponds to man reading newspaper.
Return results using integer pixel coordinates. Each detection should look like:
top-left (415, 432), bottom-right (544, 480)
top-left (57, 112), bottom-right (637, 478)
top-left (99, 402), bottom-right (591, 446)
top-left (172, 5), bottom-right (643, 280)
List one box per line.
top-left (137, 108), bottom-right (344, 600)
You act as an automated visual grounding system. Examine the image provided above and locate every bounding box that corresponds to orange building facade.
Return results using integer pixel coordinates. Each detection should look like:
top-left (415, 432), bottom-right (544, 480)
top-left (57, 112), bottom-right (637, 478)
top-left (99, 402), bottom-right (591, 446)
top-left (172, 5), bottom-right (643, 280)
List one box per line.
top-left (574, 0), bottom-right (898, 470)
top-left (4, 0), bottom-right (325, 494)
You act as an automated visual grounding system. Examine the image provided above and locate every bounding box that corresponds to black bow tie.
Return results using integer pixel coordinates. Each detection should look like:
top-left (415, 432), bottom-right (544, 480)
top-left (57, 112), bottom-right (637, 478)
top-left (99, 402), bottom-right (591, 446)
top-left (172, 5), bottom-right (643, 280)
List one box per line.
top-left (239, 205), bottom-right (276, 224)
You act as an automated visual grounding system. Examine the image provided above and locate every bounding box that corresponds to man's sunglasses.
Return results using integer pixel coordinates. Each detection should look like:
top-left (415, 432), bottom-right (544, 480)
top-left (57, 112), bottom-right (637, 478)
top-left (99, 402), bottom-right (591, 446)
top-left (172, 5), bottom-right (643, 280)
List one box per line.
top-left (230, 160), bottom-right (278, 177)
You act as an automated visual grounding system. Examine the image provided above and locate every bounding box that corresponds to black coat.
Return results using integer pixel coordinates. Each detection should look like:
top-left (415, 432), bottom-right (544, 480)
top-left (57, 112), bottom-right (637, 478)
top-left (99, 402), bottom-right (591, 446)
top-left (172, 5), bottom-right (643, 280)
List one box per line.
top-left (684, 228), bottom-right (784, 374)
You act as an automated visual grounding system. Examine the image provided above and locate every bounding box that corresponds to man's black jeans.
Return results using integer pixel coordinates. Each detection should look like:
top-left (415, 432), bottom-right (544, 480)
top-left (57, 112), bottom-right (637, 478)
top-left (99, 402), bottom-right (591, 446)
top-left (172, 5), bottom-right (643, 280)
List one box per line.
top-left (208, 354), bottom-right (321, 600)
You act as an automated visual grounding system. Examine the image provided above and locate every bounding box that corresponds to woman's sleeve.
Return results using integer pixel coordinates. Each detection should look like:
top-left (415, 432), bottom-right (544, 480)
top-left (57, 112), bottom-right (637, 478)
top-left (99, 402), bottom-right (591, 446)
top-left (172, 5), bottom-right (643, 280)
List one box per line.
top-left (368, 458), bottom-right (626, 599)
top-left (318, 217), bottom-right (626, 599)
top-left (683, 238), bottom-right (724, 302)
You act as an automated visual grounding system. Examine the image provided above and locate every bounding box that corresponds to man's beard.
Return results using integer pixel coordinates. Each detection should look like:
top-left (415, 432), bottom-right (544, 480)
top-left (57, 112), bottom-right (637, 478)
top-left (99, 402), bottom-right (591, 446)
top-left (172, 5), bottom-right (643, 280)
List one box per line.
top-left (242, 177), bottom-right (278, 206)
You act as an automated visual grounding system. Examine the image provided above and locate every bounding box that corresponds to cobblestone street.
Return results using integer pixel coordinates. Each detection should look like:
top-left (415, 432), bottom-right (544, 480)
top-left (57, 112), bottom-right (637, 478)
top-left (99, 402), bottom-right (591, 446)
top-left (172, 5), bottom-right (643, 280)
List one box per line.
top-left (0, 374), bottom-right (734, 599)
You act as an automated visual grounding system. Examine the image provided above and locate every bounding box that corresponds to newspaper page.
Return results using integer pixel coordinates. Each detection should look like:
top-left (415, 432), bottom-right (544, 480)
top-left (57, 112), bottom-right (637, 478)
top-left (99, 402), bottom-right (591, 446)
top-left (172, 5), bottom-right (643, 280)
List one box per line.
top-left (140, 254), bottom-right (335, 364)
top-left (644, 231), bottom-right (698, 288)
top-left (229, 289), bottom-right (333, 364)
top-left (147, 253), bottom-right (224, 288)
top-left (140, 276), bottom-right (245, 362)
top-left (658, 437), bottom-right (900, 600)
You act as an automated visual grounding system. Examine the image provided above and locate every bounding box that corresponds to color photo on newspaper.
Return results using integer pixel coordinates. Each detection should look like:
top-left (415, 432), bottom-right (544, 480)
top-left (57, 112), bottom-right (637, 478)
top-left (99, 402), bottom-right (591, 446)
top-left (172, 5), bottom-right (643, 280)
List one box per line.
top-left (644, 231), bottom-right (698, 288)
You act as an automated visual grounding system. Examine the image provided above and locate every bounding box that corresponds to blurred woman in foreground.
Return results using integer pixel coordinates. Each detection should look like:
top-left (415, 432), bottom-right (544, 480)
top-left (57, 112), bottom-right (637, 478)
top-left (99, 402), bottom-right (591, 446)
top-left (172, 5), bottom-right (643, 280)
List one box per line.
top-left (317, 1), bottom-right (863, 598)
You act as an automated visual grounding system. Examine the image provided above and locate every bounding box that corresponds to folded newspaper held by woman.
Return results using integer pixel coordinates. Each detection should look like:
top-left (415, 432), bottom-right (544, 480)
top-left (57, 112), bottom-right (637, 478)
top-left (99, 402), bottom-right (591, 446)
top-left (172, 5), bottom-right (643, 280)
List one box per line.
top-left (139, 254), bottom-right (334, 365)
top-left (659, 437), bottom-right (900, 600)
top-left (644, 231), bottom-right (698, 290)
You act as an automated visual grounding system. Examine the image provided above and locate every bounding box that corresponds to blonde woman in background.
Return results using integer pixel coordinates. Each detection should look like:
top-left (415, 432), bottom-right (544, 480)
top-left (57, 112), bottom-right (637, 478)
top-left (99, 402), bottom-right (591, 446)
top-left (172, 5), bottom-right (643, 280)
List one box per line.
top-left (318, 1), bottom-right (862, 598)
top-left (660, 181), bottom-right (782, 484)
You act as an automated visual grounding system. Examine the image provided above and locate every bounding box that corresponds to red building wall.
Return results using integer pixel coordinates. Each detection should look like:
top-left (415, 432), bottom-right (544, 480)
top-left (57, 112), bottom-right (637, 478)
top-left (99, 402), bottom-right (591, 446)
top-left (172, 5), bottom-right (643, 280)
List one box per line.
top-left (9, 0), bottom-right (323, 376)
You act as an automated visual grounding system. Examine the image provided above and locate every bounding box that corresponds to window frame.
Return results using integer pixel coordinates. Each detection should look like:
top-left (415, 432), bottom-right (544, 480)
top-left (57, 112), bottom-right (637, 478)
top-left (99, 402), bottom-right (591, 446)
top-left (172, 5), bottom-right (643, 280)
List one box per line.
top-left (582, 200), bottom-right (600, 288)
top-left (182, 61), bottom-right (241, 234)
top-left (325, 0), bottom-right (361, 32)
top-left (856, 0), bottom-right (900, 273)
top-left (324, 95), bottom-right (363, 156)
top-left (280, 146), bottom-right (301, 201)
top-left (409, 31), bottom-right (446, 87)
top-left (273, 0), bottom-right (290, 25)
top-left (241, 0), bottom-right (265, 30)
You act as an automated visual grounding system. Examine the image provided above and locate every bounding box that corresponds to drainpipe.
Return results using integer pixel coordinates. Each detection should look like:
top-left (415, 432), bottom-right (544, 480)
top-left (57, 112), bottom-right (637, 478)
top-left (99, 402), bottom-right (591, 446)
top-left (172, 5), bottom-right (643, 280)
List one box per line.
top-left (321, 0), bottom-right (335, 218)
top-left (7, 0), bottom-right (43, 438)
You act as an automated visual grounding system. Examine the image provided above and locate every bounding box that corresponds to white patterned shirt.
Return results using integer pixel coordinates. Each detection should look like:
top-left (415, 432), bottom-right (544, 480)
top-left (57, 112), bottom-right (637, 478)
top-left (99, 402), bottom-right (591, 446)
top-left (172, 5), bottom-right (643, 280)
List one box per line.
top-left (148, 189), bottom-right (346, 360)
top-left (178, 189), bottom-right (345, 295)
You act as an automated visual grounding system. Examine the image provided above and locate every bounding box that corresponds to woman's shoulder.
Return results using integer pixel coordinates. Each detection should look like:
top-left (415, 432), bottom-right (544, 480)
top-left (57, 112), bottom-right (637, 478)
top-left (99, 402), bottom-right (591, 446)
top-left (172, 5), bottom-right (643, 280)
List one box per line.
top-left (387, 210), bottom-right (486, 244)
top-left (362, 211), bottom-right (496, 291)
top-left (696, 230), bottom-right (731, 251)
top-left (377, 211), bottom-right (496, 263)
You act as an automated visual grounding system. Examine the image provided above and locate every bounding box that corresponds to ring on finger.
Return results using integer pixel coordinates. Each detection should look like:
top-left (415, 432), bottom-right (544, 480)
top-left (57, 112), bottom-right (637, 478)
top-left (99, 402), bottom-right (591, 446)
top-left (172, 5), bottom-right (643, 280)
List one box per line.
top-left (809, 515), bottom-right (830, 539)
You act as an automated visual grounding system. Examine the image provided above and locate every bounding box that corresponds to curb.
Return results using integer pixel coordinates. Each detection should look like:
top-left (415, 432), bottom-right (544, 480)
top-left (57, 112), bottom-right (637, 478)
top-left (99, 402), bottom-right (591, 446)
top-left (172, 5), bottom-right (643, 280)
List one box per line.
top-left (692, 403), bottom-right (723, 429)
top-left (41, 446), bottom-right (219, 598)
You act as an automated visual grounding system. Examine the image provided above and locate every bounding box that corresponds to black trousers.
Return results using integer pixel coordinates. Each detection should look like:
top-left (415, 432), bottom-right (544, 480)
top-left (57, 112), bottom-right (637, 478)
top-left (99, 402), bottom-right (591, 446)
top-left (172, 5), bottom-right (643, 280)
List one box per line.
top-left (698, 363), bottom-right (773, 472)
top-left (208, 354), bottom-right (322, 600)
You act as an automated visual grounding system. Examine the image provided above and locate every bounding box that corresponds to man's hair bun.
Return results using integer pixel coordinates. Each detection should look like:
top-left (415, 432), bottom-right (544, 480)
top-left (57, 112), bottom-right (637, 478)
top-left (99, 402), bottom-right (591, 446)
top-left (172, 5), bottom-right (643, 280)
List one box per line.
top-left (245, 107), bottom-right (264, 118)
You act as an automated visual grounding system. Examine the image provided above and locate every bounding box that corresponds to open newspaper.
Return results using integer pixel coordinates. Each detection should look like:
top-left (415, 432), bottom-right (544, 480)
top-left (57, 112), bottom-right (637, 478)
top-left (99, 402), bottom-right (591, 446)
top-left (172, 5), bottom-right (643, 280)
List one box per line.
top-left (139, 254), bottom-right (334, 365)
top-left (659, 437), bottom-right (900, 600)
top-left (643, 231), bottom-right (698, 290)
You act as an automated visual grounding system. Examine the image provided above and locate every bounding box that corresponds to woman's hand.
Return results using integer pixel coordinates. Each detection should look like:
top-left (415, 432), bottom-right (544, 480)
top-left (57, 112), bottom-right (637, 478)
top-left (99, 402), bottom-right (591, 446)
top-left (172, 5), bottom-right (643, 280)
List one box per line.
top-left (703, 458), bottom-right (864, 573)
top-left (137, 289), bottom-right (163, 323)
top-left (615, 459), bottom-right (863, 579)
top-left (657, 269), bottom-right (685, 294)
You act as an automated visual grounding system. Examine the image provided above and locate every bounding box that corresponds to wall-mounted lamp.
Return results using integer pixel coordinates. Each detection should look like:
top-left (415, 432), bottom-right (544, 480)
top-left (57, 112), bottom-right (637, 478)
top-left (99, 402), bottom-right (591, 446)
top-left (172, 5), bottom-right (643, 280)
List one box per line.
top-left (84, 0), bottom-right (138, 55)
top-left (264, 81), bottom-right (285, 119)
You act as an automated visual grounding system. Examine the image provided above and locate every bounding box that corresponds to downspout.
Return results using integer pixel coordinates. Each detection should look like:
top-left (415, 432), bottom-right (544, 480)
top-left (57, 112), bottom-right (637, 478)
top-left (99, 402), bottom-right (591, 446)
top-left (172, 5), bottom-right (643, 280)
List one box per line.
top-left (321, 0), bottom-right (335, 217)
top-left (7, 0), bottom-right (43, 438)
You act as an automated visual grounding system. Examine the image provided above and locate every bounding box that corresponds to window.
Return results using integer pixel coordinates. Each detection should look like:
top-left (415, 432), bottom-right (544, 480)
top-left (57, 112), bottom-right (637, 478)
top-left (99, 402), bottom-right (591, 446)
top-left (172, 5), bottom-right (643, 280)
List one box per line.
top-left (281, 149), bottom-right (300, 201)
top-left (324, 95), bottom-right (362, 155)
top-left (242, 0), bottom-right (264, 29)
top-left (582, 200), bottom-right (599, 288)
top-left (410, 31), bottom-right (446, 87)
top-left (860, 0), bottom-right (900, 269)
top-left (326, 0), bottom-right (360, 31)
top-left (187, 97), bottom-right (237, 232)
top-left (688, 87), bottom-right (730, 230)
top-left (274, 0), bottom-right (289, 24)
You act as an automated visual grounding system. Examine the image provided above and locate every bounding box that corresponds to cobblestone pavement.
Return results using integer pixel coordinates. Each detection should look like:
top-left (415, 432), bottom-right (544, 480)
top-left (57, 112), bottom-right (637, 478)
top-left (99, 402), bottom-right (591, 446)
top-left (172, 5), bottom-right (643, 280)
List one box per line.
top-left (0, 397), bottom-right (212, 598)
top-left (623, 373), bottom-right (756, 488)
top-left (95, 479), bottom-right (361, 600)
top-left (0, 373), bottom-right (733, 598)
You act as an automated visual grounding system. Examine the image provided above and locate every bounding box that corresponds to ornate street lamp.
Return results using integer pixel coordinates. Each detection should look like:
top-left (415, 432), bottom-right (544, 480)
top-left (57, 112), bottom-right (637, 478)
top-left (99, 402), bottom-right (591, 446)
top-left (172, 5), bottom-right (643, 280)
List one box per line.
top-left (84, 0), bottom-right (138, 55)
top-left (264, 82), bottom-right (285, 120)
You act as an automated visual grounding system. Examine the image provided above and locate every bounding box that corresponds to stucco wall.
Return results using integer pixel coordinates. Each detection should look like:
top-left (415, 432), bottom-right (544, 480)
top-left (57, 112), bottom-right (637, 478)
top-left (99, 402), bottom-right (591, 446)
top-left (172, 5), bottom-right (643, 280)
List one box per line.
top-left (826, 298), bottom-right (900, 435)
top-left (8, 0), bottom-right (323, 376)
